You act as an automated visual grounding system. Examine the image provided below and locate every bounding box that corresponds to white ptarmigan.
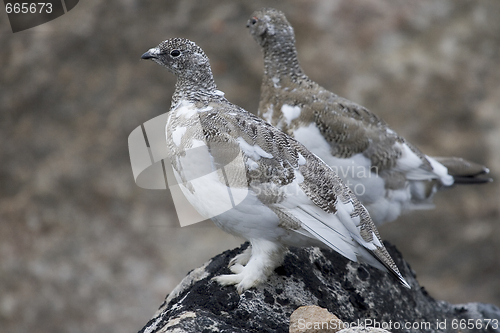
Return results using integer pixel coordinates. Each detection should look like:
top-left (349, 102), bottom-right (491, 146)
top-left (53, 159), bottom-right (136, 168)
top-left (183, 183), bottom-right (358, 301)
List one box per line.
top-left (247, 8), bottom-right (491, 226)
top-left (141, 37), bottom-right (410, 293)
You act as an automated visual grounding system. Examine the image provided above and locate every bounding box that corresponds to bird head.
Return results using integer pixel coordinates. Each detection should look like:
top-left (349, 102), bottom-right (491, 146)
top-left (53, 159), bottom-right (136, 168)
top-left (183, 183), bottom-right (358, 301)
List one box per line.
top-left (141, 38), bottom-right (210, 78)
top-left (247, 8), bottom-right (295, 48)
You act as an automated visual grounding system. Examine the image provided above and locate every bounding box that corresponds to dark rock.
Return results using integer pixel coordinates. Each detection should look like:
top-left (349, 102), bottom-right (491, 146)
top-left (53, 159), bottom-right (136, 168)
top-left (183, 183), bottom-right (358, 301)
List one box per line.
top-left (139, 242), bottom-right (500, 333)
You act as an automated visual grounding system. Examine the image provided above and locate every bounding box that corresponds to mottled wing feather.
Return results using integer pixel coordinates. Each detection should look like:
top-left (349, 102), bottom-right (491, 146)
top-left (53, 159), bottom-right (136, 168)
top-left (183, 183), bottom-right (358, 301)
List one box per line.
top-left (261, 80), bottom-right (433, 173)
top-left (296, 142), bottom-right (405, 278)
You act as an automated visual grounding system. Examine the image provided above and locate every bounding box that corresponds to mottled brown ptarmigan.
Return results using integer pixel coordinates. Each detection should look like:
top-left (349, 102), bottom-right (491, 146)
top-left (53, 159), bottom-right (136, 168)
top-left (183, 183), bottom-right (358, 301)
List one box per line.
top-left (247, 8), bottom-right (491, 226)
top-left (141, 37), bottom-right (410, 293)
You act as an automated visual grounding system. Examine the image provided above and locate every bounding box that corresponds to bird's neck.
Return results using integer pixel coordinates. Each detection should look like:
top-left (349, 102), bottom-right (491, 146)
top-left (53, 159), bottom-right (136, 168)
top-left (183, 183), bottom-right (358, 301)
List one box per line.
top-left (262, 39), bottom-right (305, 82)
top-left (171, 72), bottom-right (219, 106)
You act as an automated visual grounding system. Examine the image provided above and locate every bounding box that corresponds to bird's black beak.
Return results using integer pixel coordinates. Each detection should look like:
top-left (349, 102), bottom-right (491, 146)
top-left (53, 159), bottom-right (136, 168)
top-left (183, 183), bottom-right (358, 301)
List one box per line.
top-left (141, 51), bottom-right (155, 60)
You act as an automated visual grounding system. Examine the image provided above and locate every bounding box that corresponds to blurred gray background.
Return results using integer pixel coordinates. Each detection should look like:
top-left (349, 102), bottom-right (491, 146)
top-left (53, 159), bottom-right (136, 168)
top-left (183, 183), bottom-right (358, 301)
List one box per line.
top-left (1, 0), bottom-right (499, 332)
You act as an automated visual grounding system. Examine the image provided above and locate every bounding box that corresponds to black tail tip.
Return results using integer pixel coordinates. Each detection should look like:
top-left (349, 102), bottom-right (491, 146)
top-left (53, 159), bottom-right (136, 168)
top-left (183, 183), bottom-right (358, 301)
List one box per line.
top-left (453, 175), bottom-right (493, 184)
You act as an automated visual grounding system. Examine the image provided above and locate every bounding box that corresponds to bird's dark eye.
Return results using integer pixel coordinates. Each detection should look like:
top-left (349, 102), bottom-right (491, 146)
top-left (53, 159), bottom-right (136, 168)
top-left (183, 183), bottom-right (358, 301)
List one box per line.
top-left (170, 49), bottom-right (181, 57)
top-left (250, 17), bottom-right (258, 25)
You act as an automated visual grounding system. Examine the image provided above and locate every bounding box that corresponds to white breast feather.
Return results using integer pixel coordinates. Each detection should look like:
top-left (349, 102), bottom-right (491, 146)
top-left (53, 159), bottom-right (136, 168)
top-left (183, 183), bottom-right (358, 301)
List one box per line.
top-left (174, 100), bottom-right (198, 118)
top-left (281, 104), bottom-right (301, 126)
top-left (172, 126), bottom-right (187, 146)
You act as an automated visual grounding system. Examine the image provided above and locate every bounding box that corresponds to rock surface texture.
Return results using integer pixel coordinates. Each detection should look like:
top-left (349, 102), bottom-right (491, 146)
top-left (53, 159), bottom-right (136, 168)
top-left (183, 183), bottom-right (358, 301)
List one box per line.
top-left (289, 305), bottom-right (345, 333)
top-left (139, 243), bottom-right (500, 333)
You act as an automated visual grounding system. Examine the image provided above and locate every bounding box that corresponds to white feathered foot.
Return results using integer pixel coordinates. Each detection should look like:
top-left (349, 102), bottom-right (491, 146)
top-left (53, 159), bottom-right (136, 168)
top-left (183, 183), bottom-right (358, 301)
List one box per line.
top-left (212, 240), bottom-right (285, 294)
top-left (228, 246), bottom-right (252, 268)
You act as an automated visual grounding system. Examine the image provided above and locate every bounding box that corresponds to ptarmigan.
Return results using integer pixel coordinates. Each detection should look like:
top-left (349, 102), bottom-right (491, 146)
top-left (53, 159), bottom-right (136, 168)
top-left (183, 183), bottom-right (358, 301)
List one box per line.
top-left (247, 8), bottom-right (491, 226)
top-left (141, 37), bottom-right (410, 293)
